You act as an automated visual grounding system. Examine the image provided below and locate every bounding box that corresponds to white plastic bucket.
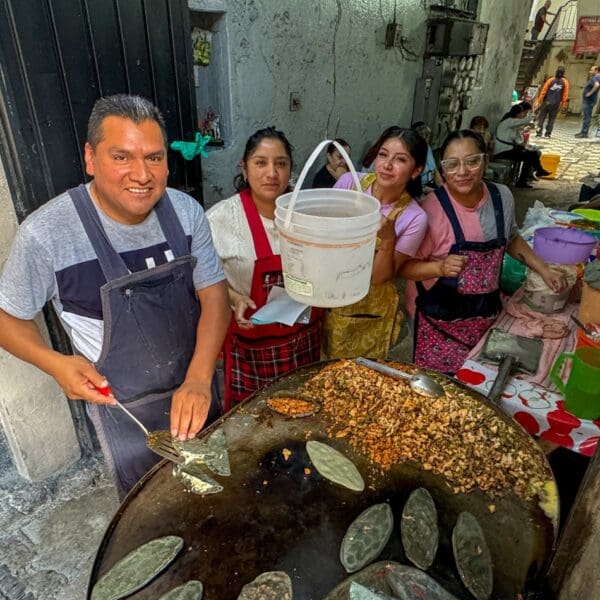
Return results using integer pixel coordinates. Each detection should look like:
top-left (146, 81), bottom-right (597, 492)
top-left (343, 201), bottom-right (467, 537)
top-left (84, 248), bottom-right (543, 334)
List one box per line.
top-left (275, 140), bottom-right (381, 307)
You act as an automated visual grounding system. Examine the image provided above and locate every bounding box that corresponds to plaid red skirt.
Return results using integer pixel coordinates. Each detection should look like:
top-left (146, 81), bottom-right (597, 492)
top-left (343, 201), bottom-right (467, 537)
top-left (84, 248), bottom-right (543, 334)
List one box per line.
top-left (224, 320), bottom-right (321, 408)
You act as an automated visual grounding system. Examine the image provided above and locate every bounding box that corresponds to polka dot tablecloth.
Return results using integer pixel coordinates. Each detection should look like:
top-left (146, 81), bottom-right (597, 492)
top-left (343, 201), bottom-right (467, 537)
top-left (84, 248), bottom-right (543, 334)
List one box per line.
top-left (456, 360), bottom-right (599, 456)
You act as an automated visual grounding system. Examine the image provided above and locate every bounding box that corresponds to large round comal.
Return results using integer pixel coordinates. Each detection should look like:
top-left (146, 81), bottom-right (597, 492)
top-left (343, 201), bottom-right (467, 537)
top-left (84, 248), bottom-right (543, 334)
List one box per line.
top-left (89, 361), bottom-right (558, 600)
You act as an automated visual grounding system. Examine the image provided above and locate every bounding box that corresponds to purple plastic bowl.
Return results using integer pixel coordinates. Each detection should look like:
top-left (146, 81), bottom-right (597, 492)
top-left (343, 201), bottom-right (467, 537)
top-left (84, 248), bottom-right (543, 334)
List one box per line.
top-left (533, 227), bottom-right (597, 264)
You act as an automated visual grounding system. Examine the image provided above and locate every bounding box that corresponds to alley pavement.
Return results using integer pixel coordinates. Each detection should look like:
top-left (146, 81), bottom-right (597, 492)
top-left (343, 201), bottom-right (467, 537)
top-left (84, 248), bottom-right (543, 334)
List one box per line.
top-left (0, 115), bottom-right (596, 600)
top-left (530, 115), bottom-right (600, 182)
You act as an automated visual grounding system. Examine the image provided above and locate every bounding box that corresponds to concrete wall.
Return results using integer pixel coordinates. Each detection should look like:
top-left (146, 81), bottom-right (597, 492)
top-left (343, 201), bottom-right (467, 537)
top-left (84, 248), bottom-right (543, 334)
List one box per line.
top-left (578, 0), bottom-right (600, 18)
top-left (0, 157), bottom-right (80, 481)
top-left (464, 0), bottom-right (534, 131)
top-left (193, 0), bottom-right (534, 206)
top-left (193, 0), bottom-right (426, 206)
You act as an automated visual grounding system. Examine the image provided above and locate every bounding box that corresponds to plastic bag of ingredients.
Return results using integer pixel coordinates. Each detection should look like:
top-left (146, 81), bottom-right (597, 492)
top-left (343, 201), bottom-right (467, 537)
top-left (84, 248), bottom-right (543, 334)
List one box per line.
top-left (521, 201), bottom-right (556, 239)
top-left (523, 264), bottom-right (577, 314)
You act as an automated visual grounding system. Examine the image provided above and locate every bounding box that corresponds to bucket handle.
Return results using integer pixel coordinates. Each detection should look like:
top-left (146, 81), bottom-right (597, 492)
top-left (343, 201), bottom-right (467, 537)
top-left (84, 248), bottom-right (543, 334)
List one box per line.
top-left (283, 140), bottom-right (362, 230)
top-left (550, 351), bottom-right (573, 396)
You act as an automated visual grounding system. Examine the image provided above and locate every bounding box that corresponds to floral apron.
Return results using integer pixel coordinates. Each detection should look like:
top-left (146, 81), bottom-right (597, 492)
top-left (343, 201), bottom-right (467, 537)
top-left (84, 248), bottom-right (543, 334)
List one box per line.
top-left (414, 183), bottom-right (506, 375)
top-left (223, 189), bottom-right (322, 410)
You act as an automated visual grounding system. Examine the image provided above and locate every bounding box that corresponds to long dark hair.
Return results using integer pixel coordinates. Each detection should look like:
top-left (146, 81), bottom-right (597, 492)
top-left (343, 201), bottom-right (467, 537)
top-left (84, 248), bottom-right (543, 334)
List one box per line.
top-left (362, 126), bottom-right (427, 198)
top-left (233, 127), bottom-right (293, 192)
top-left (438, 130), bottom-right (487, 178)
top-left (326, 138), bottom-right (350, 155)
top-left (500, 101), bottom-right (531, 122)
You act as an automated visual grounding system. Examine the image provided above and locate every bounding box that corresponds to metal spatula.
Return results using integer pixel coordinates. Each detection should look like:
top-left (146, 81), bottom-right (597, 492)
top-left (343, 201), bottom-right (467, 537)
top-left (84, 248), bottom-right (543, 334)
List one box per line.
top-left (478, 329), bottom-right (543, 405)
top-left (95, 385), bottom-right (184, 464)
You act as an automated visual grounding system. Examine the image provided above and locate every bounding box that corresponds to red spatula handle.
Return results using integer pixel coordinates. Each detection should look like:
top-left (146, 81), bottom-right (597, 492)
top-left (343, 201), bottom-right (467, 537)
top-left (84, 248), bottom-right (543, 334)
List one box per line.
top-left (95, 384), bottom-right (113, 397)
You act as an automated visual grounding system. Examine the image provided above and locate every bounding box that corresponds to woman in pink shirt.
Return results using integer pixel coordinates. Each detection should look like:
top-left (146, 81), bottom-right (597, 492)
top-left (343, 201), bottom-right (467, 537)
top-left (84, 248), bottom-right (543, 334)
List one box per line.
top-left (402, 129), bottom-right (565, 374)
top-left (323, 126), bottom-right (428, 359)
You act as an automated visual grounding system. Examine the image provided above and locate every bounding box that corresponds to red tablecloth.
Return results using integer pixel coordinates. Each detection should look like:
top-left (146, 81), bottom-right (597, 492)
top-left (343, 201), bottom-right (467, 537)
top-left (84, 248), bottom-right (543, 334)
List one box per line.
top-left (456, 290), bottom-right (599, 456)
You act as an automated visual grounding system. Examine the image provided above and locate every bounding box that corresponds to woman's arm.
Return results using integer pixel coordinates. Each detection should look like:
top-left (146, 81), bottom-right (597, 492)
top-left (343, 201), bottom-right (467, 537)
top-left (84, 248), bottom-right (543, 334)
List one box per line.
top-left (400, 255), bottom-right (467, 281)
top-left (227, 286), bottom-right (256, 328)
top-left (371, 219), bottom-right (396, 284)
top-left (507, 235), bottom-right (567, 291)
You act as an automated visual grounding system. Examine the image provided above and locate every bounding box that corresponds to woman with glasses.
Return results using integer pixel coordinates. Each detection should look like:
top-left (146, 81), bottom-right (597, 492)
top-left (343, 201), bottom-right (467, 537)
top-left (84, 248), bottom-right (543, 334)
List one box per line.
top-left (322, 126), bottom-right (428, 359)
top-left (402, 130), bottom-right (565, 375)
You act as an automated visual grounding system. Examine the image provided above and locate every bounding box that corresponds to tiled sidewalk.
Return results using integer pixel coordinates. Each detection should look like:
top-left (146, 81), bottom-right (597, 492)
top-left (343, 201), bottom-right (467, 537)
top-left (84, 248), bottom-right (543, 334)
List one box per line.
top-left (531, 115), bottom-right (600, 182)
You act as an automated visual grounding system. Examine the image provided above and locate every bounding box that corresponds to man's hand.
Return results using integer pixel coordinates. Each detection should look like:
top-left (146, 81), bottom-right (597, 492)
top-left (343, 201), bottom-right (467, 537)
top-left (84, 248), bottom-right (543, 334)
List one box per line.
top-left (170, 379), bottom-right (211, 440)
top-left (49, 355), bottom-right (116, 405)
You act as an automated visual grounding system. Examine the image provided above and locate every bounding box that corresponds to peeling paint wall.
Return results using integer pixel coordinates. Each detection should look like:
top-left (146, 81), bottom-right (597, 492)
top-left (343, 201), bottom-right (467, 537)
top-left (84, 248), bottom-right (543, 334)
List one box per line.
top-left (463, 0), bottom-right (533, 131)
top-left (193, 0), bottom-right (533, 206)
top-left (193, 0), bottom-right (427, 207)
top-left (0, 157), bottom-right (80, 481)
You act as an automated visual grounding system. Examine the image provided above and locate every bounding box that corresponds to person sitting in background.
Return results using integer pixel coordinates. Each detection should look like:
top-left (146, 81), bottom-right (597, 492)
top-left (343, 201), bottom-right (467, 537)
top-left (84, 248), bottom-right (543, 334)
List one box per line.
top-left (574, 171), bottom-right (600, 207)
top-left (401, 130), bottom-right (565, 375)
top-left (207, 127), bottom-right (322, 408)
top-left (494, 102), bottom-right (551, 188)
top-left (469, 116), bottom-right (494, 157)
top-left (311, 138), bottom-right (351, 188)
top-left (535, 66), bottom-right (569, 138)
top-left (411, 121), bottom-right (443, 192)
top-left (322, 126), bottom-right (429, 360)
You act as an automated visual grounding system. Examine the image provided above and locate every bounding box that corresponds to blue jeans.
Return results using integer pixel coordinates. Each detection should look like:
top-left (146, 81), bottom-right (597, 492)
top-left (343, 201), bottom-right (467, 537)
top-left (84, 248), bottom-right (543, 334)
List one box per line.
top-left (581, 99), bottom-right (595, 135)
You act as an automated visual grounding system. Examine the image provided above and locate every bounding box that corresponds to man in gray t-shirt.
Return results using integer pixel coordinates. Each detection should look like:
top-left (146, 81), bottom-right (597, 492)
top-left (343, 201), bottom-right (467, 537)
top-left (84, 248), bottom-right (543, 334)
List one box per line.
top-left (0, 95), bottom-right (230, 496)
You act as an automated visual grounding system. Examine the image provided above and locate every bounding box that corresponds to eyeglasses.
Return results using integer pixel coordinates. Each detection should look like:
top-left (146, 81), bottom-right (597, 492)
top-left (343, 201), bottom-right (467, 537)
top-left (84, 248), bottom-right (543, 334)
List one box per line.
top-left (440, 153), bottom-right (485, 174)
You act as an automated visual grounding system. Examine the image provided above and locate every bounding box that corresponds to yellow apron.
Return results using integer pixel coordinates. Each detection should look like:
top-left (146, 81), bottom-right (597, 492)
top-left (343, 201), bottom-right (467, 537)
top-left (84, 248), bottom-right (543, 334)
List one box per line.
top-left (322, 174), bottom-right (408, 360)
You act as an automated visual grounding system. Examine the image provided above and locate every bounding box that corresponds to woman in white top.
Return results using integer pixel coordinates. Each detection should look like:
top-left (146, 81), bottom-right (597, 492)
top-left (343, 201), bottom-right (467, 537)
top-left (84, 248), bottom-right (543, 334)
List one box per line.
top-left (494, 102), bottom-right (551, 188)
top-left (206, 127), bottom-right (321, 409)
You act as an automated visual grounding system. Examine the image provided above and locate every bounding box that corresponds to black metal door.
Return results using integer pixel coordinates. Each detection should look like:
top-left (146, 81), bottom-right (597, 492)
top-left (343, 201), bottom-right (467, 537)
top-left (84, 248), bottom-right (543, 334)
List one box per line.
top-left (0, 0), bottom-right (201, 220)
top-left (0, 0), bottom-right (201, 451)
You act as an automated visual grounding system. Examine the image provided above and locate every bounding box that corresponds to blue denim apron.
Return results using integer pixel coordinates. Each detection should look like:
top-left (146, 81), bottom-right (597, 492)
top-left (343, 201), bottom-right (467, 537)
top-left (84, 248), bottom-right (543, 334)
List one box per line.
top-left (414, 183), bottom-right (506, 374)
top-left (68, 184), bottom-right (219, 498)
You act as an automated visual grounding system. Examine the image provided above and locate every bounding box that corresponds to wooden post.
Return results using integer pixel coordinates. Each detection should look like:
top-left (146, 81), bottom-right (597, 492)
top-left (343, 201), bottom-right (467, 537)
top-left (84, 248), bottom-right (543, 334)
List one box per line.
top-left (546, 445), bottom-right (600, 598)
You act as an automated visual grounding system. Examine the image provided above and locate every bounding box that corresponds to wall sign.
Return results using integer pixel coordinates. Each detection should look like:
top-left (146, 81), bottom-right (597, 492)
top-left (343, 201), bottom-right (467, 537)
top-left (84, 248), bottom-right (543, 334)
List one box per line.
top-left (573, 16), bottom-right (600, 54)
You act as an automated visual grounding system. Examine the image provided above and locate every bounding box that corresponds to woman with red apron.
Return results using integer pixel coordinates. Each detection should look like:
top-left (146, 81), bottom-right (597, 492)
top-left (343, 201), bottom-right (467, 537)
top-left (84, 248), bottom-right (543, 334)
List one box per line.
top-left (207, 128), bottom-right (321, 409)
top-left (402, 130), bottom-right (566, 375)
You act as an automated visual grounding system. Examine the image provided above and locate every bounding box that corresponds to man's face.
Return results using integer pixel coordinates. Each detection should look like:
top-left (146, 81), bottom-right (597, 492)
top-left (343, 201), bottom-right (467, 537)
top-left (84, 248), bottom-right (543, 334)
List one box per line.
top-left (84, 116), bottom-right (168, 225)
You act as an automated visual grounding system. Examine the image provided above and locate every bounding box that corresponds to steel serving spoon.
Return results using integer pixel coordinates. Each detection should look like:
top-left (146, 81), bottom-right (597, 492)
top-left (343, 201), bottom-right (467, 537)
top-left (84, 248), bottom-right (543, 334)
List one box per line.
top-left (354, 357), bottom-right (446, 399)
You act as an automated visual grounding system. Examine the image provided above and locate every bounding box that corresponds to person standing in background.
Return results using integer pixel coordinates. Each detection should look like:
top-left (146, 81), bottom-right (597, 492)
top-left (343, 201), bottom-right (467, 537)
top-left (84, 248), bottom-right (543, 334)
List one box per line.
top-left (575, 65), bottom-right (600, 139)
top-left (535, 66), bottom-right (569, 138)
top-left (531, 1), bottom-right (554, 41)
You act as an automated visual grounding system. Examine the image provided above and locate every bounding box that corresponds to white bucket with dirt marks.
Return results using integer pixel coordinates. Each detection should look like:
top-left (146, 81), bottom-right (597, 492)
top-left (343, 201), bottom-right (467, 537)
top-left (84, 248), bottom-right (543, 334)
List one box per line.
top-left (275, 140), bottom-right (381, 307)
